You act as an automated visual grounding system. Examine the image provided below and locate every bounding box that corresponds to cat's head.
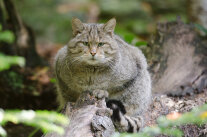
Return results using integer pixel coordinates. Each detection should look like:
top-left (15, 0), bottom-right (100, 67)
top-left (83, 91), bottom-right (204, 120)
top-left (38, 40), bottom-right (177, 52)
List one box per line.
top-left (67, 18), bottom-right (119, 67)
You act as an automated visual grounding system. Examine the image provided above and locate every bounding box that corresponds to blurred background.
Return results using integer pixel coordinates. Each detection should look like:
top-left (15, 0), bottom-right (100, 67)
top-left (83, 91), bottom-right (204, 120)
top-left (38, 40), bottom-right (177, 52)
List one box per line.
top-left (12, 0), bottom-right (207, 60)
top-left (0, 0), bottom-right (207, 136)
top-left (14, 0), bottom-right (189, 44)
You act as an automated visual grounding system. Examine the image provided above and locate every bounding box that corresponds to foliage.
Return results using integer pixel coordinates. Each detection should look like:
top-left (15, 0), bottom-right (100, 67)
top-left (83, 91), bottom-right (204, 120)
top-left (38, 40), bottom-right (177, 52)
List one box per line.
top-left (3, 71), bottom-right (24, 92)
top-left (0, 54), bottom-right (25, 71)
top-left (50, 78), bottom-right (57, 84)
top-left (135, 41), bottom-right (148, 47)
top-left (113, 103), bottom-right (207, 137)
top-left (194, 24), bottom-right (207, 35)
top-left (98, 0), bottom-right (142, 15)
top-left (115, 26), bottom-right (147, 47)
top-left (14, 0), bottom-right (72, 43)
top-left (0, 109), bottom-right (69, 137)
top-left (0, 24), bottom-right (25, 71)
top-left (0, 25), bottom-right (15, 44)
top-left (13, 0), bottom-right (187, 43)
top-left (0, 24), bottom-right (68, 137)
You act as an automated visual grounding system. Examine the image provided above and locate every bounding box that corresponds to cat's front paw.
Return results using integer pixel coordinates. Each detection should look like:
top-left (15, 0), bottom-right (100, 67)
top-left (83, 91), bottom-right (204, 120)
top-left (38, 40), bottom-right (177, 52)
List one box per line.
top-left (92, 89), bottom-right (109, 99)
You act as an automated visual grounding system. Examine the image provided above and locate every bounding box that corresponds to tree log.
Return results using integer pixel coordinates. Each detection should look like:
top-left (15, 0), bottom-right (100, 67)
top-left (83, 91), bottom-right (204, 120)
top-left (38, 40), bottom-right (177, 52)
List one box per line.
top-left (43, 90), bottom-right (115, 137)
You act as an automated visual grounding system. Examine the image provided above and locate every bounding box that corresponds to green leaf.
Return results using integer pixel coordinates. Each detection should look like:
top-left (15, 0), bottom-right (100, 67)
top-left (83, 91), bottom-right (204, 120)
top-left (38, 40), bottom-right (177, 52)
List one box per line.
top-left (50, 78), bottom-right (56, 83)
top-left (115, 25), bottom-right (138, 44)
top-left (161, 128), bottom-right (183, 137)
top-left (0, 126), bottom-right (6, 137)
top-left (124, 34), bottom-right (135, 43)
top-left (0, 53), bottom-right (25, 71)
top-left (135, 41), bottom-right (148, 47)
top-left (1, 109), bottom-right (69, 136)
top-left (194, 24), bottom-right (207, 35)
top-left (0, 109), bottom-right (3, 124)
top-left (0, 31), bottom-right (15, 44)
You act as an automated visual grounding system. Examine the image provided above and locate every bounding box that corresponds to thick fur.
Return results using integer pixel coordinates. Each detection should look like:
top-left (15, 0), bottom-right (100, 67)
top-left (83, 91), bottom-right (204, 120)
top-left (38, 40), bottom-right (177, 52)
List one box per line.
top-left (54, 18), bottom-right (151, 131)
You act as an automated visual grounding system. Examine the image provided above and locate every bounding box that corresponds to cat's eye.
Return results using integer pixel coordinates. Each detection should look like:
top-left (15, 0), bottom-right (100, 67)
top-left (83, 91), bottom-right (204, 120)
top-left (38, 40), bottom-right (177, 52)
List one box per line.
top-left (98, 42), bottom-right (104, 47)
top-left (83, 42), bottom-right (89, 46)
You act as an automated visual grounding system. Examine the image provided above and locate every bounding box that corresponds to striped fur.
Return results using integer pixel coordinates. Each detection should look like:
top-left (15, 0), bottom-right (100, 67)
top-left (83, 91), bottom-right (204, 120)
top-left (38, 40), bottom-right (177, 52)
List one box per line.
top-left (107, 99), bottom-right (142, 132)
top-left (54, 18), bottom-right (151, 132)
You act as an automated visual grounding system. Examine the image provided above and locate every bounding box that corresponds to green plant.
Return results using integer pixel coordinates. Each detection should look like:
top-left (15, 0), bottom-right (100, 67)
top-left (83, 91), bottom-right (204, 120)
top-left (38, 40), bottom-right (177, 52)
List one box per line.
top-left (115, 26), bottom-right (147, 47)
top-left (0, 109), bottom-right (69, 137)
top-left (0, 53), bottom-right (25, 71)
top-left (0, 25), bottom-right (15, 44)
top-left (194, 23), bottom-right (207, 35)
top-left (0, 24), bottom-right (25, 71)
top-left (50, 78), bottom-right (56, 84)
top-left (0, 25), bottom-right (69, 136)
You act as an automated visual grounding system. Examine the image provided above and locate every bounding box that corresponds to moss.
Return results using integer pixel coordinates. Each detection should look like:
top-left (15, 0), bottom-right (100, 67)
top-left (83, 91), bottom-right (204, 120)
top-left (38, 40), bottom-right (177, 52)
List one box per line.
top-left (4, 71), bottom-right (24, 93)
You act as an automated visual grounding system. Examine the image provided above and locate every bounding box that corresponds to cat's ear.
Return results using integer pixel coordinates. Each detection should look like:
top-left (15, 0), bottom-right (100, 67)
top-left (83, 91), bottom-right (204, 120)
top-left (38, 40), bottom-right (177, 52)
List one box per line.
top-left (103, 18), bottom-right (116, 36)
top-left (71, 17), bottom-right (84, 36)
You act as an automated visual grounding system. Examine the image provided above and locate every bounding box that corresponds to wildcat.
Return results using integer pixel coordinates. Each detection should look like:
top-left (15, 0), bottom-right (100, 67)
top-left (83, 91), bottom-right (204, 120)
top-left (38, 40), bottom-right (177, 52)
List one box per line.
top-left (54, 18), bottom-right (151, 132)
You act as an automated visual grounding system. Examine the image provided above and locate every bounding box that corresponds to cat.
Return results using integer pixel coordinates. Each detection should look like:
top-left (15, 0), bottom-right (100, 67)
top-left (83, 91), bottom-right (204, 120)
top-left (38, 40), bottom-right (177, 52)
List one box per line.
top-left (54, 17), bottom-right (151, 132)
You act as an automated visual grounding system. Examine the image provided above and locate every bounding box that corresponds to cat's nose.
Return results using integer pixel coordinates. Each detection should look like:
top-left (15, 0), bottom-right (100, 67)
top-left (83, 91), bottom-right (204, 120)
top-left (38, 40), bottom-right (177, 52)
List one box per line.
top-left (90, 47), bottom-right (97, 56)
top-left (90, 52), bottom-right (96, 56)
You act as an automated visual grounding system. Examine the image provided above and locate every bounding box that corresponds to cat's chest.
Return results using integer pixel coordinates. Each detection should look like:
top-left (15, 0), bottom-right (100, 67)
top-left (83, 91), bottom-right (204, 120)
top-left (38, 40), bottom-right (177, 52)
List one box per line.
top-left (61, 65), bottom-right (134, 92)
top-left (66, 72), bottom-right (111, 91)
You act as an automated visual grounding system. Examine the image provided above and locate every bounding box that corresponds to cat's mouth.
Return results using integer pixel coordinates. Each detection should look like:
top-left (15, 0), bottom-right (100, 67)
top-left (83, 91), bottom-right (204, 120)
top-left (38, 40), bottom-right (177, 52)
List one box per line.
top-left (85, 57), bottom-right (103, 65)
top-left (80, 55), bottom-right (107, 65)
top-left (90, 56), bottom-right (95, 60)
top-left (87, 59), bottom-right (99, 64)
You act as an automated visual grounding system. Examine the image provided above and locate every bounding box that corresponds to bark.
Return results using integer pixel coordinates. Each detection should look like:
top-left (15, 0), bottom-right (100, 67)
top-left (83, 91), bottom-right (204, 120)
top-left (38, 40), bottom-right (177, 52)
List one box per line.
top-left (43, 90), bottom-right (115, 137)
top-left (0, 0), bottom-right (45, 67)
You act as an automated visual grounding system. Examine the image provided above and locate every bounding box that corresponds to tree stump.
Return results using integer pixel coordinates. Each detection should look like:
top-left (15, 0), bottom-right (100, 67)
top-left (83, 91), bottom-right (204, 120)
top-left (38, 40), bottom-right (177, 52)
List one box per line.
top-left (148, 17), bottom-right (207, 96)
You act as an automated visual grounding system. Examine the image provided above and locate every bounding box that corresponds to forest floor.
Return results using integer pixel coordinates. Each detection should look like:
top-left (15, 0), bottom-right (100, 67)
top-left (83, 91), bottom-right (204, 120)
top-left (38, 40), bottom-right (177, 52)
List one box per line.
top-left (147, 90), bottom-right (207, 137)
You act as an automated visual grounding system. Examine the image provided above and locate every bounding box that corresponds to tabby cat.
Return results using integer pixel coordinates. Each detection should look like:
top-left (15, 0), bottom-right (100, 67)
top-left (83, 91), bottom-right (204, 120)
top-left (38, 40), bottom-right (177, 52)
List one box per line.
top-left (54, 18), bottom-right (151, 132)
